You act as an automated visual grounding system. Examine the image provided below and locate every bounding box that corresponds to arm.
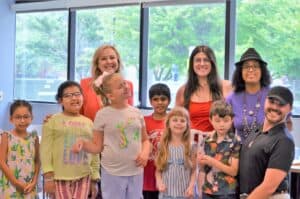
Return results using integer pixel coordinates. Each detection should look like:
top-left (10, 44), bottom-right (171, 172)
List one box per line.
top-left (247, 168), bottom-right (287, 199)
top-left (24, 136), bottom-right (41, 193)
top-left (136, 126), bottom-right (151, 167)
top-left (155, 169), bottom-right (166, 192)
top-left (79, 130), bottom-right (104, 154)
top-left (175, 85), bottom-right (185, 106)
top-left (221, 79), bottom-right (233, 98)
top-left (185, 148), bottom-right (197, 197)
top-left (0, 133), bottom-right (26, 192)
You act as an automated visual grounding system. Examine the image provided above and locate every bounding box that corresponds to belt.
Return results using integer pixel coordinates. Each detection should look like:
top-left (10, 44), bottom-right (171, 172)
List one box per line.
top-left (273, 189), bottom-right (289, 195)
top-left (239, 193), bottom-right (248, 199)
top-left (240, 190), bottom-right (288, 198)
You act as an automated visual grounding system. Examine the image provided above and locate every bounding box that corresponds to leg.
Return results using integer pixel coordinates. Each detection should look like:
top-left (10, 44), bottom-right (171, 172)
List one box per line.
top-left (101, 167), bottom-right (126, 199)
top-left (126, 173), bottom-right (143, 199)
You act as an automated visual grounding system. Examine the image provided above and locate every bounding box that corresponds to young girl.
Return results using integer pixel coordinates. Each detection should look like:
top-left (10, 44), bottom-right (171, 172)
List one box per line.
top-left (198, 100), bottom-right (241, 199)
top-left (72, 73), bottom-right (151, 199)
top-left (0, 100), bottom-right (40, 198)
top-left (155, 106), bottom-right (197, 199)
top-left (40, 81), bottom-right (100, 199)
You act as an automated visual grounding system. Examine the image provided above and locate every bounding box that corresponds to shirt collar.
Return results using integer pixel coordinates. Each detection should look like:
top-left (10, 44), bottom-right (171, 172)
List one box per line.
top-left (262, 122), bottom-right (286, 135)
top-left (206, 130), bottom-right (234, 143)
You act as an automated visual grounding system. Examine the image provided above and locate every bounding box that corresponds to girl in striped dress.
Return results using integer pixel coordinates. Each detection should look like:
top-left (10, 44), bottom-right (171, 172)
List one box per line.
top-left (155, 107), bottom-right (197, 199)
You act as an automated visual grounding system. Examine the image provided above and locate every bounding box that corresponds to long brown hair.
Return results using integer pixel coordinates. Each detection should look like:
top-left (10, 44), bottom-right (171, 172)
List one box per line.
top-left (183, 45), bottom-right (222, 109)
top-left (155, 106), bottom-right (193, 171)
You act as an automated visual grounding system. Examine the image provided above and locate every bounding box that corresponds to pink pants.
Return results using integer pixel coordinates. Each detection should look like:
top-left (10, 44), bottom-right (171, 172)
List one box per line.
top-left (54, 175), bottom-right (90, 199)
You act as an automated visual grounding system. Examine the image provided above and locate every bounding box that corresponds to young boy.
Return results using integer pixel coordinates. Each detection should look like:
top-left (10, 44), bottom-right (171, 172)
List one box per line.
top-left (198, 100), bottom-right (241, 199)
top-left (143, 83), bottom-right (171, 199)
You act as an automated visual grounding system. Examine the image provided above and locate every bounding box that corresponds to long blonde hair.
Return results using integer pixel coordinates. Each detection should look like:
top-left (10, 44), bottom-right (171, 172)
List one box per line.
top-left (155, 106), bottom-right (192, 171)
top-left (91, 44), bottom-right (122, 80)
top-left (95, 73), bottom-right (121, 106)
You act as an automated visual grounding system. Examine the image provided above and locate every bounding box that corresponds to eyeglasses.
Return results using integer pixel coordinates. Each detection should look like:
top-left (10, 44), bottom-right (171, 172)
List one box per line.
top-left (242, 64), bottom-right (260, 71)
top-left (14, 115), bottom-right (31, 121)
top-left (62, 92), bottom-right (82, 99)
top-left (268, 97), bottom-right (285, 107)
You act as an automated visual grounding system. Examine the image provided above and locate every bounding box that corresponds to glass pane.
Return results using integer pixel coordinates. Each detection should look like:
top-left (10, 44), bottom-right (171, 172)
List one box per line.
top-left (236, 0), bottom-right (300, 115)
top-left (15, 11), bottom-right (68, 102)
top-left (148, 3), bottom-right (226, 107)
top-left (75, 6), bottom-right (140, 105)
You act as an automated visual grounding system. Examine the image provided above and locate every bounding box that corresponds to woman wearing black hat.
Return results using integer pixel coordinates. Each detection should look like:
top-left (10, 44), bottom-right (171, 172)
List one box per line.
top-left (226, 48), bottom-right (272, 142)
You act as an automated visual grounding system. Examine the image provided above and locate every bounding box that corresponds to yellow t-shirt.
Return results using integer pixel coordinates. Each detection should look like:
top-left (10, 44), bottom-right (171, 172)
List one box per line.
top-left (40, 113), bottom-right (100, 180)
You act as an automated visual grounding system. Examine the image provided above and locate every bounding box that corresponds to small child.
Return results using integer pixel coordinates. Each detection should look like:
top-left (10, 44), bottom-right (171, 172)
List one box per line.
top-left (40, 80), bottom-right (100, 199)
top-left (143, 83), bottom-right (171, 199)
top-left (198, 100), bottom-right (241, 199)
top-left (72, 73), bottom-right (151, 199)
top-left (0, 100), bottom-right (40, 198)
top-left (155, 106), bottom-right (196, 199)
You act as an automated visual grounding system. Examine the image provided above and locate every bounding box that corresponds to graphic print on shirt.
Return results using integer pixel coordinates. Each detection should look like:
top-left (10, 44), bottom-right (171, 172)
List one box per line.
top-left (116, 117), bottom-right (140, 149)
top-left (148, 129), bottom-right (164, 160)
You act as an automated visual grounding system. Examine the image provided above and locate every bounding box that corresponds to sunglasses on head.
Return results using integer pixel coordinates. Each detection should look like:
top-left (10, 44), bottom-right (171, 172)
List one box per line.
top-left (267, 97), bottom-right (285, 107)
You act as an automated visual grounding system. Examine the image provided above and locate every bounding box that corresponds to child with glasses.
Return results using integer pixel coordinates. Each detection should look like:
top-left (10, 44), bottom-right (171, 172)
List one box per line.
top-left (40, 80), bottom-right (100, 199)
top-left (0, 100), bottom-right (40, 198)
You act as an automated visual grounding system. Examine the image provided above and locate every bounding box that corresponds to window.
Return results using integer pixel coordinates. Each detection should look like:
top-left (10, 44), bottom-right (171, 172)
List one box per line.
top-left (147, 3), bottom-right (226, 107)
top-left (15, 11), bottom-right (68, 102)
top-left (236, 0), bottom-right (300, 115)
top-left (75, 6), bottom-right (140, 105)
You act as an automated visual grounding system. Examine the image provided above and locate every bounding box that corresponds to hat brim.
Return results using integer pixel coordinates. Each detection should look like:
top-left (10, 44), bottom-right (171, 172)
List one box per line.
top-left (267, 96), bottom-right (287, 106)
top-left (235, 57), bottom-right (267, 67)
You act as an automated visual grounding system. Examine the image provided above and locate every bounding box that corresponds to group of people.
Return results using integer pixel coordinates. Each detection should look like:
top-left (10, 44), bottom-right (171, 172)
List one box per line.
top-left (0, 44), bottom-right (295, 199)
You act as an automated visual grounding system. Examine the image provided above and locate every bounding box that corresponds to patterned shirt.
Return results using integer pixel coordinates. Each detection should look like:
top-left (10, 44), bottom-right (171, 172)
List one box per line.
top-left (202, 131), bottom-right (241, 195)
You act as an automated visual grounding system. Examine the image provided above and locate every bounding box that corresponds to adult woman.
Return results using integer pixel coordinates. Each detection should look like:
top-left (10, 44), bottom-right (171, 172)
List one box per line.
top-left (80, 44), bottom-right (134, 199)
top-left (226, 48), bottom-right (271, 142)
top-left (80, 44), bottom-right (134, 121)
top-left (176, 45), bottom-right (232, 135)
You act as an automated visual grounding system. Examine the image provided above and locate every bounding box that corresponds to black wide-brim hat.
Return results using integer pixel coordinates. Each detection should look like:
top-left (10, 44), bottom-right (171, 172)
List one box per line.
top-left (235, 48), bottom-right (267, 67)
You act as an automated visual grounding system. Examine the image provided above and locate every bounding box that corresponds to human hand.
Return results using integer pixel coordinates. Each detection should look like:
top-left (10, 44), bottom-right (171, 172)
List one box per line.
top-left (43, 114), bottom-right (53, 124)
top-left (15, 180), bottom-right (27, 193)
top-left (157, 182), bottom-right (167, 192)
top-left (135, 151), bottom-right (148, 167)
top-left (198, 154), bottom-right (214, 166)
top-left (89, 181), bottom-right (99, 199)
top-left (185, 185), bottom-right (194, 198)
top-left (71, 139), bottom-right (84, 153)
top-left (24, 180), bottom-right (37, 194)
top-left (44, 181), bottom-right (55, 197)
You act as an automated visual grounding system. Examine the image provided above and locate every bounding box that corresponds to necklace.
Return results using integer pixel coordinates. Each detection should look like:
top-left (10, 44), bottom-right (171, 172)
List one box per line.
top-left (242, 89), bottom-right (262, 138)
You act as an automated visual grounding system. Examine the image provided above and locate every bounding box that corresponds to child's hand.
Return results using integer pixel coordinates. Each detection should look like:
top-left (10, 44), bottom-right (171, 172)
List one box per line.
top-left (135, 151), bottom-right (149, 167)
top-left (15, 181), bottom-right (27, 193)
top-left (24, 180), bottom-right (36, 193)
top-left (198, 154), bottom-right (214, 166)
top-left (72, 139), bottom-right (84, 153)
top-left (89, 181), bottom-right (98, 199)
top-left (44, 181), bottom-right (55, 197)
top-left (185, 185), bottom-right (194, 198)
top-left (157, 182), bottom-right (167, 192)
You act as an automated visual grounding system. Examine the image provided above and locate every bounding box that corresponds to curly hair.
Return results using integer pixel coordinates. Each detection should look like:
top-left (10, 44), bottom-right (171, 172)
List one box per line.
top-left (231, 60), bottom-right (271, 93)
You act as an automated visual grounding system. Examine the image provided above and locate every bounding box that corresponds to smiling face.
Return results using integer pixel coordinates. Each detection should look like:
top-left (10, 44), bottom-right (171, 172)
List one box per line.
top-left (97, 48), bottom-right (120, 74)
top-left (150, 95), bottom-right (170, 116)
top-left (60, 85), bottom-right (83, 116)
top-left (168, 115), bottom-right (188, 137)
top-left (106, 74), bottom-right (131, 103)
top-left (193, 52), bottom-right (212, 78)
top-left (264, 97), bottom-right (291, 125)
top-left (10, 106), bottom-right (32, 133)
top-left (242, 60), bottom-right (262, 86)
